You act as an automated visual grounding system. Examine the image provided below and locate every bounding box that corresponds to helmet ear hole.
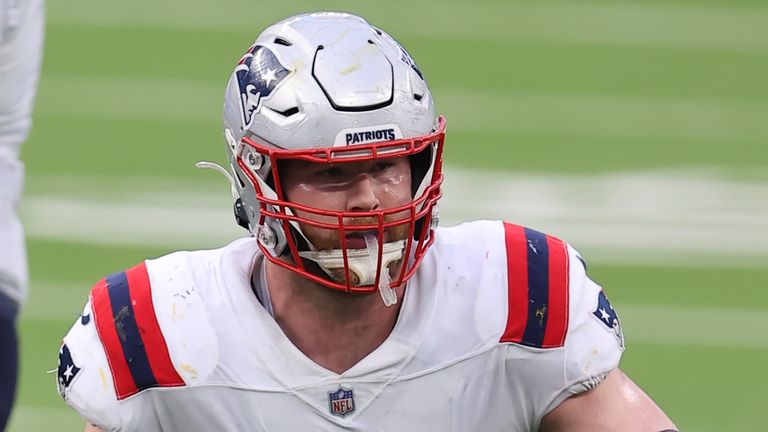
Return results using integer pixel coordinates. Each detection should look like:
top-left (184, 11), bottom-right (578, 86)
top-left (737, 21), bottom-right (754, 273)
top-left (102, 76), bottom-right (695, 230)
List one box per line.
top-left (265, 169), bottom-right (276, 190)
top-left (234, 198), bottom-right (250, 230)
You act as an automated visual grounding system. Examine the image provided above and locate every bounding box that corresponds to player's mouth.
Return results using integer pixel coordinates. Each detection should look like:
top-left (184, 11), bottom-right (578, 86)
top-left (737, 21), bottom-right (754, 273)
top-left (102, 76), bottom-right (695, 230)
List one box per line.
top-left (344, 230), bottom-right (387, 249)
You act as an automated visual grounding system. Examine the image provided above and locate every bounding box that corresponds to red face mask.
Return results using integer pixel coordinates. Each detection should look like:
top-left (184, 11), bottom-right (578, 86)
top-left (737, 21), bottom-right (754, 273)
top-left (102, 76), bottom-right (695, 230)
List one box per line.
top-left (237, 116), bottom-right (446, 296)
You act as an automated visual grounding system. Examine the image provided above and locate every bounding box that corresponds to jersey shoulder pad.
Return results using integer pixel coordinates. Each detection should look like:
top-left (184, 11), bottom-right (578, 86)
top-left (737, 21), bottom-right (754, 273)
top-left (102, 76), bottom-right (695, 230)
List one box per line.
top-left (498, 222), bottom-right (570, 349)
top-left (561, 246), bottom-right (625, 390)
top-left (60, 254), bottom-right (223, 428)
top-left (494, 223), bottom-right (624, 416)
top-left (59, 296), bottom-right (122, 429)
top-left (89, 261), bottom-right (186, 400)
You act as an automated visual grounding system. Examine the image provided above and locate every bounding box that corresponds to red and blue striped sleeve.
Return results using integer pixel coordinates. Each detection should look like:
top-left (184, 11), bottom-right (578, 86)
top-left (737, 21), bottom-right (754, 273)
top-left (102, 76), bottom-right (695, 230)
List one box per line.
top-left (500, 222), bottom-right (570, 349)
top-left (90, 262), bottom-right (185, 400)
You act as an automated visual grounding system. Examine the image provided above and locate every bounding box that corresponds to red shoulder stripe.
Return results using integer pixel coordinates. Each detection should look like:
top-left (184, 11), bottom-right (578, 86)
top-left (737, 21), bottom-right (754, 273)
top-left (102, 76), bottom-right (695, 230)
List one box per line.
top-left (541, 235), bottom-right (569, 348)
top-left (500, 222), bottom-right (529, 344)
top-left (90, 277), bottom-right (138, 399)
top-left (125, 263), bottom-right (184, 389)
top-left (500, 223), bottom-right (570, 348)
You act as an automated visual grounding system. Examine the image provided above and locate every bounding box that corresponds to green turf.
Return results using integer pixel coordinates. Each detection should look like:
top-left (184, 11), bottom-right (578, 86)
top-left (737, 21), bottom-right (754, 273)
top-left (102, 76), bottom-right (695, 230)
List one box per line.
top-left (23, 116), bottom-right (221, 179)
top-left (586, 264), bottom-right (768, 310)
top-left (41, 25), bottom-right (240, 82)
top-left (43, 23), bottom-right (768, 101)
top-left (9, 0), bottom-right (768, 430)
top-left (621, 342), bottom-right (767, 431)
top-left (444, 129), bottom-right (768, 174)
top-left (26, 239), bottom-right (170, 286)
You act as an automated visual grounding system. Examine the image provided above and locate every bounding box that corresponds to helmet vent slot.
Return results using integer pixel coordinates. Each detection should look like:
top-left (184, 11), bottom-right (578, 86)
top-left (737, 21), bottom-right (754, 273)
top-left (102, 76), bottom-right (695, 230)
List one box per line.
top-left (274, 37), bottom-right (293, 46)
top-left (414, 93), bottom-right (423, 102)
top-left (269, 106), bottom-right (300, 117)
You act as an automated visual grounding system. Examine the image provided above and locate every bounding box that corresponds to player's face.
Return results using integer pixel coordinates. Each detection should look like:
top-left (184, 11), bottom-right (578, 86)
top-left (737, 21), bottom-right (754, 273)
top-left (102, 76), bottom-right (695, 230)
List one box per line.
top-left (279, 156), bottom-right (413, 283)
top-left (280, 156), bottom-right (413, 248)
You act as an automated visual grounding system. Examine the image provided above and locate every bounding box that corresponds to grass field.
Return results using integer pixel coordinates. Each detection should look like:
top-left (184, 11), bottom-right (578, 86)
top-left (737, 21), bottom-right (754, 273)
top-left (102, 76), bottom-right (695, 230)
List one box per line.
top-left (8, 0), bottom-right (768, 430)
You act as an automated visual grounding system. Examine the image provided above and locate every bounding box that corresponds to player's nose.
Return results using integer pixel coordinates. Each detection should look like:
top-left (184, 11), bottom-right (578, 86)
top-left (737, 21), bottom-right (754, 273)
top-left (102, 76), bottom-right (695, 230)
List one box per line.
top-left (346, 174), bottom-right (380, 212)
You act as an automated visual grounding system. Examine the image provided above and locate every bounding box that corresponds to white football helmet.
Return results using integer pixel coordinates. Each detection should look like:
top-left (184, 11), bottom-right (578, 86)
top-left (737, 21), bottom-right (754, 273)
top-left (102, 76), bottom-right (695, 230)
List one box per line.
top-left (210, 12), bottom-right (445, 304)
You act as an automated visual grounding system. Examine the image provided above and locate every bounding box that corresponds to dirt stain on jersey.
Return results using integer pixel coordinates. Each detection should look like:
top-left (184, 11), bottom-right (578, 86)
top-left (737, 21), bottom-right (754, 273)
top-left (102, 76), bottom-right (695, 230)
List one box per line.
top-left (114, 305), bottom-right (130, 342)
top-left (180, 363), bottom-right (198, 380)
top-left (98, 368), bottom-right (108, 392)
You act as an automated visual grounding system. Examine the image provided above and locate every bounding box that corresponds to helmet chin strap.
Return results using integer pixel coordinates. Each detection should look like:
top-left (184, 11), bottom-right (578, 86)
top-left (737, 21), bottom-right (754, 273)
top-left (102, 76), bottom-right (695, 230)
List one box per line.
top-left (299, 237), bottom-right (404, 307)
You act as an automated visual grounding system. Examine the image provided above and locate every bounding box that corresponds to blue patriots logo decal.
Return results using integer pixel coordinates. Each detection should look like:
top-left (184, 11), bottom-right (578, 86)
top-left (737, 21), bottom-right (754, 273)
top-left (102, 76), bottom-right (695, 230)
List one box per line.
top-left (234, 44), bottom-right (291, 130)
top-left (57, 343), bottom-right (81, 399)
top-left (592, 290), bottom-right (625, 350)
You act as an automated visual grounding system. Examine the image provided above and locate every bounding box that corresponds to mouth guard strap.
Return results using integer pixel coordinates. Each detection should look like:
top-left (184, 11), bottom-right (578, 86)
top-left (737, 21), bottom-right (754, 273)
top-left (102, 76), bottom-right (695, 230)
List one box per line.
top-left (364, 234), bottom-right (398, 307)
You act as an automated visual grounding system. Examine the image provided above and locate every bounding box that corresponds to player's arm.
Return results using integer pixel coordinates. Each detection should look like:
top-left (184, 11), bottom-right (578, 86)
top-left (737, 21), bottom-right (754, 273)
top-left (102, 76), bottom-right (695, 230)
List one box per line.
top-left (84, 423), bottom-right (104, 432)
top-left (539, 368), bottom-right (677, 432)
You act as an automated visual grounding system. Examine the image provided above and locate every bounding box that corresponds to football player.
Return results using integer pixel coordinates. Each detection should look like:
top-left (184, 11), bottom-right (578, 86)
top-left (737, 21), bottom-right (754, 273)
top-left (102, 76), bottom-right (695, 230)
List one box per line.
top-left (59, 12), bottom-right (677, 431)
top-left (0, 0), bottom-right (44, 429)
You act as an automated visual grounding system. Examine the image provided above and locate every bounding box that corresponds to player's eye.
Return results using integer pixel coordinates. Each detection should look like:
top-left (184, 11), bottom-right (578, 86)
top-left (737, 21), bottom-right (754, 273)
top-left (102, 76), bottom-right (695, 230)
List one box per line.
top-left (372, 162), bottom-right (394, 172)
top-left (316, 167), bottom-right (344, 178)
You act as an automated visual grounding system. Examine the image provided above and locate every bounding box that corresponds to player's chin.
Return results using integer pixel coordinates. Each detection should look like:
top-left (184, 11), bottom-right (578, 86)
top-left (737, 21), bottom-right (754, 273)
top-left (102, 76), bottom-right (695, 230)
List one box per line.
top-left (325, 267), bottom-right (362, 288)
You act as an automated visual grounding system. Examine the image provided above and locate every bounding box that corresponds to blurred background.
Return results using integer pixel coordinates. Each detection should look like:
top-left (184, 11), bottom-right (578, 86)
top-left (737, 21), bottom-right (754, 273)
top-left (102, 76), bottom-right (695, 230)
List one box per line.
top-left (8, 0), bottom-right (767, 430)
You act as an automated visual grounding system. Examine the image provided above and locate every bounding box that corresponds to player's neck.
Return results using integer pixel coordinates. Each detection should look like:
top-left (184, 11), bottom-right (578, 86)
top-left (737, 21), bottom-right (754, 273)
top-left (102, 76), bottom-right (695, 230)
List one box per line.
top-left (264, 261), bottom-right (405, 374)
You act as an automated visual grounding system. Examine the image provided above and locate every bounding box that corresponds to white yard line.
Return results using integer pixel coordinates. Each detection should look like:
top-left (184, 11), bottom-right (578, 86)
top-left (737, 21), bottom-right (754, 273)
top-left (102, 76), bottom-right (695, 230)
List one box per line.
top-left (441, 168), bottom-right (768, 266)
top-left (19, 168), bottom-right (768, 266)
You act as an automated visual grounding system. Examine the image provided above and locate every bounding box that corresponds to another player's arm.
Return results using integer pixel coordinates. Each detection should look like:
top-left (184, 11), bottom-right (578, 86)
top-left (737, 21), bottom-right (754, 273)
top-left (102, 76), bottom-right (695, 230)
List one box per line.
top-left (84, 423), bottom-right (103, 432)
top-left (539, 368), bottom-right (677, 432)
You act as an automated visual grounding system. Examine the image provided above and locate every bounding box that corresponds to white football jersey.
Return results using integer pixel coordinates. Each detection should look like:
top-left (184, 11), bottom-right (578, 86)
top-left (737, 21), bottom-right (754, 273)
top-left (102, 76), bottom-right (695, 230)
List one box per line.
top-left (58, 221), bottom-right (625, 431)
top-left (0, 0), bottom-right (44, 305)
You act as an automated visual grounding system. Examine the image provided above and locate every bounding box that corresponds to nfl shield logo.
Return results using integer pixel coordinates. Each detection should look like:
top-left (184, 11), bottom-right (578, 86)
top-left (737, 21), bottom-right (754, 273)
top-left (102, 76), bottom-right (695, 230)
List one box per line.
top-left (328, 386), bottom-right (355, 417)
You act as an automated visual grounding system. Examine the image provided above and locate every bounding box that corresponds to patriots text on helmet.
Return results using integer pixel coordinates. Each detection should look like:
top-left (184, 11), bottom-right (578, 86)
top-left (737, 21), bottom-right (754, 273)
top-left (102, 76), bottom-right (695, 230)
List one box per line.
top-left (345, 128), bottom-right (396, 145)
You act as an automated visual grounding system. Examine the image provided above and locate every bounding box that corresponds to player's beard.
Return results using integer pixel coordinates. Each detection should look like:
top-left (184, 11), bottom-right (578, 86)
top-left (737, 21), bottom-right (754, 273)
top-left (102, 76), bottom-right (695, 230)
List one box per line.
top-left (297, 215), bottom-right (411, 288)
